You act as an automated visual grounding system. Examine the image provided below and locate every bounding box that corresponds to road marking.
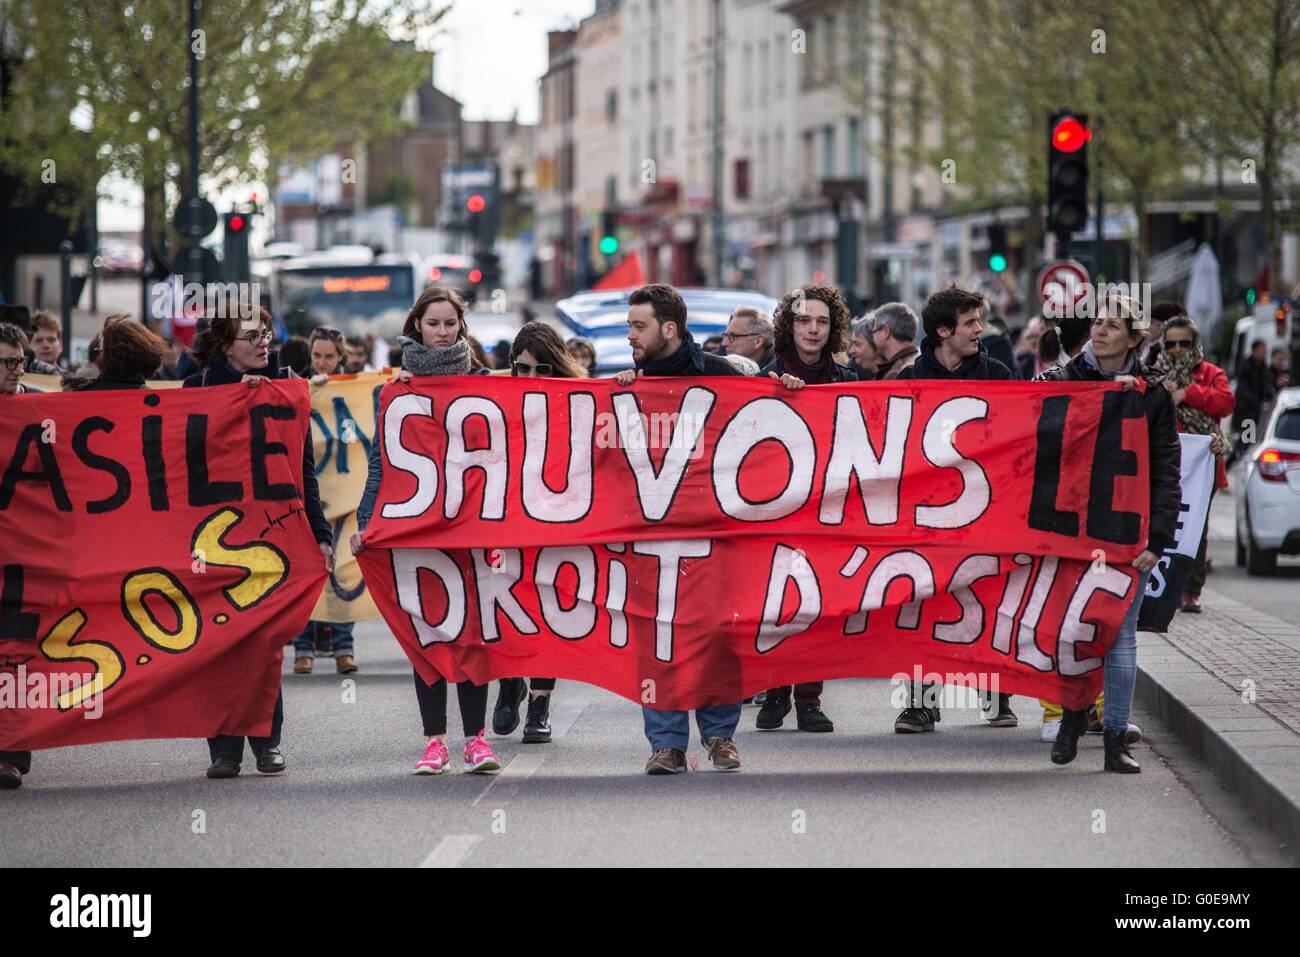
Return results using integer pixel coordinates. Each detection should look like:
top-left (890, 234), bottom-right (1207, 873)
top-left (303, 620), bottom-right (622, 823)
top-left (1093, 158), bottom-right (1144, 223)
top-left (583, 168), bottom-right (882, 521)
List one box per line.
top-left (549, 694), bottom-right (591, 739)
top-left (472, 753), bottom-right (546, 806)
top-left (420, 834), bottom-right (481, 868)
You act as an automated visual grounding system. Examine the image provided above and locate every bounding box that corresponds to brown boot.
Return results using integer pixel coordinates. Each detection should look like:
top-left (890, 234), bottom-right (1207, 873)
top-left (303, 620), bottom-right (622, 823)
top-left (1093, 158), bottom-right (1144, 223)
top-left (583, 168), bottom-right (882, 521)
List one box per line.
top-left (335, 655), bottom-right (358, 674)
top-left (293, 657), bottom-right (313, 674)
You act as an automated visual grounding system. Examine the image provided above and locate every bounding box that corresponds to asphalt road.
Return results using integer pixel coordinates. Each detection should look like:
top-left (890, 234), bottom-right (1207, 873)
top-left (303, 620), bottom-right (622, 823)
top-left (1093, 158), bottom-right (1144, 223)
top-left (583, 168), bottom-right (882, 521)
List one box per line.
top-left (1, 621), bottom-right (1288, 867)
top-left (1203, 474), bottom-right (1300, 622)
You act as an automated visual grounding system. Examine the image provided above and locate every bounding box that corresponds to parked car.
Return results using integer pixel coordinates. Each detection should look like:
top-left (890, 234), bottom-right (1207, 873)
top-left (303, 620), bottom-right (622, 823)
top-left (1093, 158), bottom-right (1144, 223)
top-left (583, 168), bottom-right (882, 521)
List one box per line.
top-left (554, 287), bottom-right (778, 374)
top-left (1236, 387), bottom-right (1300, 575)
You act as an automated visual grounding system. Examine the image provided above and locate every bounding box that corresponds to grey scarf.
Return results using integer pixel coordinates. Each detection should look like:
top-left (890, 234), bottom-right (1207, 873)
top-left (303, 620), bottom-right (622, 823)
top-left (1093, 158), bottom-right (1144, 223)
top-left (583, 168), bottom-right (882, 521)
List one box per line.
top-left (1080, 340), bottom-right (1138, 379)
top-left (397, 335), bottom-right (470, 376)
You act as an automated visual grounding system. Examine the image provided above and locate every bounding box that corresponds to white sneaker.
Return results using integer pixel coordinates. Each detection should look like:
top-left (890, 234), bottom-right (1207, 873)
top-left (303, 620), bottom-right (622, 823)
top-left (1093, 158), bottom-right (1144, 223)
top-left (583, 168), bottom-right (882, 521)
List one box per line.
top-left (1040, 719), bottom-right (1062, 742)
top-left (1125, 722), bottom-right (1142, 744)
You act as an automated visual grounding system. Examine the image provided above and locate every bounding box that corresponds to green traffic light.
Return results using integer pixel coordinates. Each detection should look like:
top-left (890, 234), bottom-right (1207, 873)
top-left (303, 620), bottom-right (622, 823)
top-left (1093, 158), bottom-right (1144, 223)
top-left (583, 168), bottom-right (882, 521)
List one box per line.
top-left (599, 235), bottom-right (619, 256)
top-left (989, 253), bottom-right (1007, 273)
top-left (1246, 288), bottom-right (1256, 306)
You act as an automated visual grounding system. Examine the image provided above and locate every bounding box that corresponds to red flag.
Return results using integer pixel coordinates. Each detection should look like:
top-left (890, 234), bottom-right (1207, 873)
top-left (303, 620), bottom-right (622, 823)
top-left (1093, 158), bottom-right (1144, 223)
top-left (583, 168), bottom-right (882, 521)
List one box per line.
top-left (592, 251), bottom-right (645, 290)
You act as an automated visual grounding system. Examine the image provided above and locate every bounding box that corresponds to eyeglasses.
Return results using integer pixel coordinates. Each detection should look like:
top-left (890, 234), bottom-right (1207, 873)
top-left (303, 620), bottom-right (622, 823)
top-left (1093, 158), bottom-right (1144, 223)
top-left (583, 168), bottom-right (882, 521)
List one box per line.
top-left (0, 356), bottom-right (27, 372)
top-left (722, 331), bottom-right (760, 342)
top-left (513, 361), bottom-right (552, 376)
top-left (1164, 339), bottom-right (1194, 350)
top-left (236, 330), bottom-right (274, 345)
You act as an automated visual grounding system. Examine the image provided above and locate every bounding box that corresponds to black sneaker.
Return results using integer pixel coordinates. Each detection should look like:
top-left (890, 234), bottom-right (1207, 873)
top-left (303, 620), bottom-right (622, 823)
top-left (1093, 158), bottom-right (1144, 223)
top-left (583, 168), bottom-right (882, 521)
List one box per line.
top-left (755, 692), bottom-right (792, 730)
top-left (492, 678), bottom-right (528, 736)
top-left (796, 703), bottom-right (834, 733)
top-left (987, 693), bottom-right (1017, 728)
top-left (522, 694), bottom-right (552, 744)
top-left (894, 707), bottom-right (937, 733)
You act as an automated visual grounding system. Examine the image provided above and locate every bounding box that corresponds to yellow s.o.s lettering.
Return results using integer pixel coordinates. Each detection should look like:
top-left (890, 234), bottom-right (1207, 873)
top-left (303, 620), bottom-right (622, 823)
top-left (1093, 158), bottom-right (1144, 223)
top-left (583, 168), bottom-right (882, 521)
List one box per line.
top-left (192, 507), bottom-right (289, 609)
top-left (122, 569), bottom-right (201, 652)
top-left (38, 610), bottom-right (125, 711)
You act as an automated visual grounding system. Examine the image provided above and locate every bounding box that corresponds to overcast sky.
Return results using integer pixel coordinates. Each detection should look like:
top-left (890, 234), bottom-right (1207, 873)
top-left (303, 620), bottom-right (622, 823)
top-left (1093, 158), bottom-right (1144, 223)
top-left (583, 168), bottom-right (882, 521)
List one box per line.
top-left (101, 0), bottom-right (594, 232)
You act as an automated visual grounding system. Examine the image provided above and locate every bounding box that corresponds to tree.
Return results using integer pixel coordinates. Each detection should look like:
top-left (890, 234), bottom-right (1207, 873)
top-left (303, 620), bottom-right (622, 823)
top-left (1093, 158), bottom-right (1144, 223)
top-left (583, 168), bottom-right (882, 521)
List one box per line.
top-left (0, 0), bottom-right (446, 259)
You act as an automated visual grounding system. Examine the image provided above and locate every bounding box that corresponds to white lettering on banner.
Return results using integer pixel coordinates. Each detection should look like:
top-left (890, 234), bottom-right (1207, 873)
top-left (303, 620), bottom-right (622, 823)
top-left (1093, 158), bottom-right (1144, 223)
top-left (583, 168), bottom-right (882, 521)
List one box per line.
top-left (444, 397), bottom-right (508, 520)
top-left (1058, 564), bottom-right (1132, 675)
top-left (534, 546), bottom-right (598, 639)
top-left (522, 392), bottom-right (595, 522)
top-left (381, 394), bottom-right (438, 519)
top-left (631, 539), bottom-right (713, 661)
top-left (613, 388), bottom-right (716, 521)
top-left (471, 548), bottom-right (538, 641)
top-left (933, 554), bottom-right (1000, 644)
top-left (1016, 556), bottom-right (1058, 672)
top-left (606, 548), bottom-right (629, 648)
top-left (992, 554), bottom-right (1035, 654)
top-left (392, 548), bottom-right (465, 645)
top-left (846, 550), bottom-right (935, 634)
top-left (819, 394), bottom-right (912, 525)
top-left (713, 397), bottom-right (816, 521)
top-left (915, 397), bottom-right (991, 529)
top-left (756, 544), bottom-right (823, 652)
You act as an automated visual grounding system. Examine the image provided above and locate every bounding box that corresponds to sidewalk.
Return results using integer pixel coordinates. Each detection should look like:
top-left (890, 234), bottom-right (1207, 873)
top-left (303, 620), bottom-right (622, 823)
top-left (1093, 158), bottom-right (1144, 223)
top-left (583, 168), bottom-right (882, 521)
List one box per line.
top-left (1137, 585), bottom-right (1300, 860)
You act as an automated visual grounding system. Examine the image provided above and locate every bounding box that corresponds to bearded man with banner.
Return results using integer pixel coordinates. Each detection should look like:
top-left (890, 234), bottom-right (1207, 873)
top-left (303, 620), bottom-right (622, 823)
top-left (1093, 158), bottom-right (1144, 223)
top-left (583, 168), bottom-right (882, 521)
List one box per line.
top-left (355, 368), bottom-right (1158, 773)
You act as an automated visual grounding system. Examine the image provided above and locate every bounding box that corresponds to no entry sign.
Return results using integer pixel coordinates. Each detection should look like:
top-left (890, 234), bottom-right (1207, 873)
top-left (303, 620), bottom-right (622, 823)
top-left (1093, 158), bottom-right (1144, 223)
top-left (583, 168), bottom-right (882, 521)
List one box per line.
top-left (1038, 259), bottom-right (1090, 317)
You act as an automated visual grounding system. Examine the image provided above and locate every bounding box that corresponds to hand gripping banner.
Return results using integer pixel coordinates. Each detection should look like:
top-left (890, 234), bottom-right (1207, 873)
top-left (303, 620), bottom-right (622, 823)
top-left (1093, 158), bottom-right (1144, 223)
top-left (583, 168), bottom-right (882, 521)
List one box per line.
top-left (0, 381), bottom-right (327, 750)
top-left (356, 376), bottom-right (1152, 710)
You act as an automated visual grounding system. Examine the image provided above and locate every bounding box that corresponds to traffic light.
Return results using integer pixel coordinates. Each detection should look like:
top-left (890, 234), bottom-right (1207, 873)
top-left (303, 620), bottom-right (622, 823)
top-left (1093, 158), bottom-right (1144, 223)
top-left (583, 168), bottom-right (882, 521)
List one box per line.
top-left (599, 209), bottom-right (619, 257)
top-left (466, 194), bottom-right (486, 214)
top-left (223, 211), bottom-right (250, 282)
top-left (1276, 301), bottom-right (1290, 337)
top-left (1048, 110), bottom-right (1091, 241)
top-left (987, 223), bottom-right (1008, 273)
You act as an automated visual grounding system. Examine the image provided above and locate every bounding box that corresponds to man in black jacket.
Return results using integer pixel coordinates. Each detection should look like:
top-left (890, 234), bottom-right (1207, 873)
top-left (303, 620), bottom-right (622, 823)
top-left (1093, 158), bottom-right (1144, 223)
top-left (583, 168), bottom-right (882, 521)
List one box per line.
top-left (614, 284), bottom-right (747, 775)
top-left (894, 287), bottom-right (1014, 733)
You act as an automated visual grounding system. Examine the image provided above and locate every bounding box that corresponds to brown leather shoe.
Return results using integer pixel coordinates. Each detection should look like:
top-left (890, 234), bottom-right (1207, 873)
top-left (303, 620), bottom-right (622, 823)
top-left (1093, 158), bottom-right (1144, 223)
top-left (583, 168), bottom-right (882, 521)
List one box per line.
top-left (335, 655), bottom-right (358, 674)
top-left (293, 657), bottom-right (313, 674)
top-left (704, 737), bottom-right (741, 771)
top-left (645, 748), bottom-right (687, 775)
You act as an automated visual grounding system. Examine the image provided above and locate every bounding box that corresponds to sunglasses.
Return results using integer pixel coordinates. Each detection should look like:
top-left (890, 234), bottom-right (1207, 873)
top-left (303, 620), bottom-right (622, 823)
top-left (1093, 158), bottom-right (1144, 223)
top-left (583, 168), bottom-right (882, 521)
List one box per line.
top-left (513, 361), bottom-right (552, 376)
top-left (0, 356), bottom-right (27, 372)
top-left (1164, 339), bottom-right (1194, 350)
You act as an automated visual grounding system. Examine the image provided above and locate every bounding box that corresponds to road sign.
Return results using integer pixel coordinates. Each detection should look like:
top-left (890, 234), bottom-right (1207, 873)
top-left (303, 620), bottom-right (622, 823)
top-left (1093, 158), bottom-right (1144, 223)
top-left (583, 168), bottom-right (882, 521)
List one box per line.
top-left (174, 196), bottom-right (218, 240)
top-left (1037, 259), bottom-right (1090, 317)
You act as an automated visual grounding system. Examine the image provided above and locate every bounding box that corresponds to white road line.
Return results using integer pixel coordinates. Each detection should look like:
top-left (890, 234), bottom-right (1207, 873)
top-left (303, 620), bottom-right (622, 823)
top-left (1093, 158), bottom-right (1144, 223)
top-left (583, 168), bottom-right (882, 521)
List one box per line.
top-left (472, 753), bottom-right (546, 806)
top-left (548, 694), bottom-right (591, 739)
top-left (420, 834), bottom-right (481, 868)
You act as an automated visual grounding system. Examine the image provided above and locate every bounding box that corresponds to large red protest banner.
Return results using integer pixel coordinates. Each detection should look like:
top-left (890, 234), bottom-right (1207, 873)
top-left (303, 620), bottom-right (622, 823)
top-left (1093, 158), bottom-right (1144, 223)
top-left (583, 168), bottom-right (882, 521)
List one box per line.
top-left (0, 382), bottom-right (327, 750)
top-left (357, 376), bottom-right (1151, 709)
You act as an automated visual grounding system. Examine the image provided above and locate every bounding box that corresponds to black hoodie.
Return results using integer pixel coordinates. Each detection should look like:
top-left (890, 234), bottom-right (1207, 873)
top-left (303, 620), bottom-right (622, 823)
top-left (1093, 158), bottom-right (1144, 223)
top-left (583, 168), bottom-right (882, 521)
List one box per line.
top-left (182, 354), bottom-right (332, 546)
top-left (895, 338), bottom-right (1014, 381)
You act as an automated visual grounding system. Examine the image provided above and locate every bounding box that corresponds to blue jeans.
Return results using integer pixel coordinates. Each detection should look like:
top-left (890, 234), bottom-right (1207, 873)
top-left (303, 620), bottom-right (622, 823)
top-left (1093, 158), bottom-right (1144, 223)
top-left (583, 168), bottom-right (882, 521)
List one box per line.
top-left (1102, 569), bottom-right (1150, 732)
top-left (294, 620), bottom-right (355, 657)
top-left (642, 704), bottom-right (741, 753)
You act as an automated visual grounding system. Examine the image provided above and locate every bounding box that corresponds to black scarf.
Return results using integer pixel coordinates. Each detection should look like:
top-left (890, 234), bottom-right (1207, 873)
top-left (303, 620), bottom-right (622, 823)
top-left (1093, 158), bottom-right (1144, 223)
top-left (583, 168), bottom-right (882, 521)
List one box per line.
top-left (777, 344), bottom-right (837, 384)
top-left (637, 331), bottom-right (705, 377)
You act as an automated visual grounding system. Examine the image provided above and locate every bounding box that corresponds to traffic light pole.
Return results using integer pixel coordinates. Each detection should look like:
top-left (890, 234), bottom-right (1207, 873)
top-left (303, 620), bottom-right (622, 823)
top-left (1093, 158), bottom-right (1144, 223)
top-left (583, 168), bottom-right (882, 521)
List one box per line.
top-left (185, 0), bottom-right (203, 283)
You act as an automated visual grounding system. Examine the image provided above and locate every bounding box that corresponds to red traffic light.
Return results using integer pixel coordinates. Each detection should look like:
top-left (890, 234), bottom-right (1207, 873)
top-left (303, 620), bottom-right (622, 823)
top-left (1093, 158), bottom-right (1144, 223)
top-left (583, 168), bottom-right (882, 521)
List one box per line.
top-left (1052, 116), bottom-right (1091, 153)
top-left (468, 269), bottom-right (483, 284)
top-left (466, 194), bottom-right (486, 214)
top-left (229, 214), bottom-right (246, 232)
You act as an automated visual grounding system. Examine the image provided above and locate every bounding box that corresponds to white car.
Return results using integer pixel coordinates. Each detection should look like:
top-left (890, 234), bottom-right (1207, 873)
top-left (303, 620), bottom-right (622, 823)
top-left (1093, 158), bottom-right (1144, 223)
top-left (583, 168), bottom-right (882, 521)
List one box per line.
top-left (1236, 387), bottom-right (1300, 574)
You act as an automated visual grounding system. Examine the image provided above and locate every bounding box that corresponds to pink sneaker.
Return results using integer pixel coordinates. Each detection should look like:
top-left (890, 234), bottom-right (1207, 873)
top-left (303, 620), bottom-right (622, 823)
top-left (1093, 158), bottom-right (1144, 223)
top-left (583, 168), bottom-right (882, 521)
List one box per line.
top-left (414, 737), bottom-right (450, 775)
top-left (463, 730), bottom-right (501, 774)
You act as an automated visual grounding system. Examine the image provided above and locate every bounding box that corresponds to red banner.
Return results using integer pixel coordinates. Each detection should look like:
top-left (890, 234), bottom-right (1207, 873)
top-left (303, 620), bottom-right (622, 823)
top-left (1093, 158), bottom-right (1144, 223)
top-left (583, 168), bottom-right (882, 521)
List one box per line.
top-left (0, 382), bottom-right (327, 750)
top-left (357, 376), bottom-right (1151, 710)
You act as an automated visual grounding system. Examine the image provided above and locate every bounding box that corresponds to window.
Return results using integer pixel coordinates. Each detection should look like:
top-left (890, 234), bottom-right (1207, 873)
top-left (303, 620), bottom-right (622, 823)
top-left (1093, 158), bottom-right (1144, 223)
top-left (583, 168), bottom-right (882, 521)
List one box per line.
top-left (823, 15), bottom-right (836, 82)
top-left (742, 43), bottom-right (753, 109)
top-left (664, 126), bottom-right (674, 156)
top-left (802, 131), bottom-right (815, 188)
top-left (759, 39), bottom-right (770, 107)
top-left (606, 88), bottom-right (618, 123)
top-left (847, 118), bottom-right (860, 177)
top-left (822, 125), bottom-right (835, 179)
top-left (734, 158), bottom-right (750, 200)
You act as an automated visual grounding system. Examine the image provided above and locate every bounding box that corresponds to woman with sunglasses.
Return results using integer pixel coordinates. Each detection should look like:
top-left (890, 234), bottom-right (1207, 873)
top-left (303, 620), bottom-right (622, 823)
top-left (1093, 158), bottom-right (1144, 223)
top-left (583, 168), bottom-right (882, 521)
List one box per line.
top-left (1151, 305), bottom-right (1233, 613)
top-left (489, 322), bottom-right (589, 744)
top-left (185, 307), bottom-right (336, 779)
top-left (353, 285), bottom-right (502, 775)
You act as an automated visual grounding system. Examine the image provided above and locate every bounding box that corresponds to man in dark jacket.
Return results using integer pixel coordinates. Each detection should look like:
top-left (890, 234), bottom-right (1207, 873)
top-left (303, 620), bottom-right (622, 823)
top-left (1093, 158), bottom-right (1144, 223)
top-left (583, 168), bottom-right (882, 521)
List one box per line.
top-left (614, 284), bottom-right (745, 776)
top-left (183, 311), bottom-right (334, 779)
top-left (1234, 338), bottom-right (1275, 453)
top-left (893, 287), bottom-right (1013, 734)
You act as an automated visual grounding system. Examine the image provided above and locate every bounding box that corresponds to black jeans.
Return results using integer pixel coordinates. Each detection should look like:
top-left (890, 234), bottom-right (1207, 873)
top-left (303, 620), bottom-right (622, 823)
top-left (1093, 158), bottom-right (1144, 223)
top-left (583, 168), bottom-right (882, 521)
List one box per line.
top-left (414, 670), bottom-right (489, 737)
top-left (0, 750), bottom-right (31, 774)
top-left (207, 686), bottom-right (284, 762)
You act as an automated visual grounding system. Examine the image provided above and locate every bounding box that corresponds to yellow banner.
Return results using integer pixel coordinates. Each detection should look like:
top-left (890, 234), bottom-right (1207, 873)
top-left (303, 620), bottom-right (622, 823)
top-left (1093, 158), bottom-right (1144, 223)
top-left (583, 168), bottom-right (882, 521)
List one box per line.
top-left (22, 374), bottom-right (183, 392)
top-left (309, 371), bottom-right (393, 621)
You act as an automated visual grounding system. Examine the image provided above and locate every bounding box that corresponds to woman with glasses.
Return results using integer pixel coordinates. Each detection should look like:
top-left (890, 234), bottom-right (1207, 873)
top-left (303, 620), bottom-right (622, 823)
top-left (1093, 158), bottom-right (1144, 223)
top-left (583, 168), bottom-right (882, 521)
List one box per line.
top-left (489, 322), bottom-right (589, 744)
top-left (184, 307), bottom-right (336, 779)
top-left (352, 286), bottom-right (502, 775)
top-left (1037, 294), bottom-right (1182, 773)
top-left (1151, 304), bottom-right (1233, 613)
top-left (294, 324), bottom-right (359, 673)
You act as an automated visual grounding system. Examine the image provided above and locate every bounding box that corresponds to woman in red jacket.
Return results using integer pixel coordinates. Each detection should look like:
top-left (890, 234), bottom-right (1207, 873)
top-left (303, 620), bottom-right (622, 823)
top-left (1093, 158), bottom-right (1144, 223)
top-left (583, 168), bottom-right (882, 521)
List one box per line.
top-left (1153, 310), bottom-right (1234, 612)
